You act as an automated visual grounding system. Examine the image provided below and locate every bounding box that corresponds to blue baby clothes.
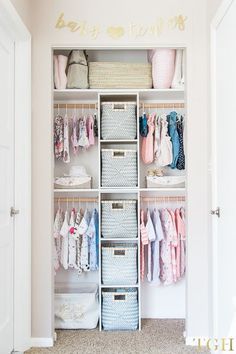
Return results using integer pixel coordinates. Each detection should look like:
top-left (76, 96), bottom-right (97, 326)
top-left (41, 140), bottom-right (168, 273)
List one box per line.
top-left (167, 111), bottom-right (180, 169)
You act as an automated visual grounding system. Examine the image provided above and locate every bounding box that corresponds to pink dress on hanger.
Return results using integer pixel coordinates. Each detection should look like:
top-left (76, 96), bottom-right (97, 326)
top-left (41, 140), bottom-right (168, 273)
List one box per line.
top-left (168, 209), bottom-right (178, 283)
top-left (141, 114), bottom-right (155, 164)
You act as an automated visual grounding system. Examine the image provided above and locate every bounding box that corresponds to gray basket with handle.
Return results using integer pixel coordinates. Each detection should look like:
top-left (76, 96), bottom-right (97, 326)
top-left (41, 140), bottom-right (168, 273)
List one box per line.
top-left (102, 243), bottom-right (138, 285)
top-left (101, 102), bottom-right (137, 140)
top-left (101, 200), bottom-right (137, 238)
top-left (102, 288), bottom-right (139, 331)
top-left (101, 149), bottom-right (138, 187)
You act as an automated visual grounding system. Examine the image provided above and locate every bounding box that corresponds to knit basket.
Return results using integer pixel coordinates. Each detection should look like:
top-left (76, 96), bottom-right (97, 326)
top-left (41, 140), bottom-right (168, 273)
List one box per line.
top-left (101, 102), bottom-right (137, 140)
top-left (101, 149), bottom-right (138, 187)
top-left (101, 200), bottom-right (137, 238)
top-left (89, 62), bottom-right (152, 89)
top-left (102, 244), bottom-right (138, 285)
top-left (102, 288), bottom-right (139, 331)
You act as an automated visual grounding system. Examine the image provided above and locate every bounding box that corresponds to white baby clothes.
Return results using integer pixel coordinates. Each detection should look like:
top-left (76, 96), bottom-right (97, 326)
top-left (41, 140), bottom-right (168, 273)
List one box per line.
top-left (86, 209), bottom-right (97, 271)
top-left (74, 211), bottom-right (83, 275)
top-left (146, 209), bottom-right (156, 283)
top-left (158, 115), bottom-right (173, 167)
top-left (71, 115), bottom-right (79, 155)
top-left (60, 210), bottom-right (70, 270)
top-left (78, 117), bottom-right (89, 149)
top-left (53, 208), bottom-right (63, 273)
top-left (68, 209), bottom-right (77, 268)
top-left (78, 209), bottom-right (90, 272)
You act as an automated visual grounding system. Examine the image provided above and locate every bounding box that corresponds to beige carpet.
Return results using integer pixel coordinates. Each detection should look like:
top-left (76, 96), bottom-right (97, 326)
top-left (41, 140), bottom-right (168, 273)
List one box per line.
top-left (26, 319), bottom-right (209, 354)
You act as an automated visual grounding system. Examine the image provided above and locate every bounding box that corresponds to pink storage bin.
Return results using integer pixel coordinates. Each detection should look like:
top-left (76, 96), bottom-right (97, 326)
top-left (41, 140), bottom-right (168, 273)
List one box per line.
top-left (148, 49), bottom-right (176, 89)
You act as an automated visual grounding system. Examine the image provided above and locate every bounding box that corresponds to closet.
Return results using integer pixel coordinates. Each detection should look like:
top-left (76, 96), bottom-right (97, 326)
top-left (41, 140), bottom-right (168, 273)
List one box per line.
top-left (53, 48), bottom-right (186, 331)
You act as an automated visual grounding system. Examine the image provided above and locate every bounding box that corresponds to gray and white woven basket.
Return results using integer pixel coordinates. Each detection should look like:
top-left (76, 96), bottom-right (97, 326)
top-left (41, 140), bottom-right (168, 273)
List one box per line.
top-left (102, 244), bottom-right (137, 285)
top-left (102, 288), bottom-right (139, 331)
top-left (101, 149), bottom-right (138, 187)
top-left (101, 200), bottom-right (137, 238)
top-left (101, 102), bottom-right (136, 140)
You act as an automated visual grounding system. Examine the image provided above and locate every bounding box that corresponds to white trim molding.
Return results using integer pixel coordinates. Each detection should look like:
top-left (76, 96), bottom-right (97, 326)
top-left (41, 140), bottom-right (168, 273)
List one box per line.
top-left (31, 338), bottom-right (54, 348)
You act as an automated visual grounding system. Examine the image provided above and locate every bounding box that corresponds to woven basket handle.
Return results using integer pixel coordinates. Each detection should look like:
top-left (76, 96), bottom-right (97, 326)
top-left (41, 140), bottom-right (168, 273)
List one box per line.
top-left (112, 103), bottom-right (126, 111)
top-left (114, 294), bottom-right (126, 301)
top-left (113, 249), bottom-right (126, 256)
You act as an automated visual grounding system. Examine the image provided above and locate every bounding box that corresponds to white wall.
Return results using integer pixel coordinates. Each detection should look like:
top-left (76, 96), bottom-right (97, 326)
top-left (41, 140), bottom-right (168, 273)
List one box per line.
top-left (29, 0), bottom-right (210, 340)
top-left (10, 0), bottom-right (31, 31)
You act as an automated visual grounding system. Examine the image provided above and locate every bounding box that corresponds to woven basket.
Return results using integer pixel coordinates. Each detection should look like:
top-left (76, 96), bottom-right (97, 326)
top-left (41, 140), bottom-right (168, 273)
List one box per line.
top-left (101, 102), bottom-right (137, 140)
top-left (101, 200), bottom-right (137, 238)
top-left (102, 288), bottom-right (139, 331)
top-left (89, 62), bottom-right (152, 89)
top-left (102, 244), bottom-right (137, 285)
top-left (101, 149), bottom-right (138, 187)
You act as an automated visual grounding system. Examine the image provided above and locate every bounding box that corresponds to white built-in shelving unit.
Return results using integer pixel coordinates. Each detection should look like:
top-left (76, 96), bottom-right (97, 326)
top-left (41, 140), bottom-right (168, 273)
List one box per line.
top-left (53, 48), bottom-right (186, 332)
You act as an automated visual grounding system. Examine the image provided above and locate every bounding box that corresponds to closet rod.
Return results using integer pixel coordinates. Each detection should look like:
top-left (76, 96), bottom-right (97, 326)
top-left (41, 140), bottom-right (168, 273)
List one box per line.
top-left (141, 196), bottom-right (185, 202)
top-left (55, 197), bottom-right (98, 203)
top-left (54, 103), bottom-right (97, 109)
top-left (139, 103), bottom-right (184, 109)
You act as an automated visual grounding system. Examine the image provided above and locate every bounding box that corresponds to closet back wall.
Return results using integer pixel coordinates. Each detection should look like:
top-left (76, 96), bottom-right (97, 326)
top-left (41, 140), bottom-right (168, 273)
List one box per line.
top-left (30, 0), bottom-right (211, 341)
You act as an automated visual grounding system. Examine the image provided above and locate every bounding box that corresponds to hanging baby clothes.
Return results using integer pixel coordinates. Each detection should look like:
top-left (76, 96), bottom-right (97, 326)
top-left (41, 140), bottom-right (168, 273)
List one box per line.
top-left (179, 207), bottom-right (186, 277)
top-left (167, 111), bottom-right (180, 169)
top-left (168, 209), bottom-right (178, 283)
top-left (63, 114), bottom-right (70, 163)
top-left (160, 209), bottom-right (175, 285)
top-left (87, 115), bottom-right (95, 146)
top-left (146, 209), bottom-right (156, 282)
top-left (93, 114), bottom-right (98, 137)
top-left (68, 209), bottom-right (77, 268)
top-left (140, 210), bottom-right (149, 281)
top-left (60, 210), bottom-right (69, 270)
top-left (139, 112), bottom-right (148, 137)
top-left (54, 114), bottom-right (64, 159)
top-left (74, 210), bottom-right (83, 275)
top-left (78, 209), bottom-right (90, 272)
top-left (158, 115), bottom-right (173, 167)
top-left (53, 208), bottom-right (63, 273)
top-left (78, 117), bottom-right (89, 149)
top-left (151, 209), bottom-right (164, 284)
top-left (153, 116), bottom-right (161, 164)
top-left (86, 209), bottom-right (97, 271)
top-left (71, 115), bottom-right (79, 154)
top-left (176, 116), bottom-right (185, 170)
top-left (141, 114), bottom-right (155, 164)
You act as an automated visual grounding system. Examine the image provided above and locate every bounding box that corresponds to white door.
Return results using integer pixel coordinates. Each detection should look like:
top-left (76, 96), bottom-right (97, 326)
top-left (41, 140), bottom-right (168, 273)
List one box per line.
top-left (212, 0), bottom-right (236, 348)
top-left (0, 27), bottom-right (15, 354)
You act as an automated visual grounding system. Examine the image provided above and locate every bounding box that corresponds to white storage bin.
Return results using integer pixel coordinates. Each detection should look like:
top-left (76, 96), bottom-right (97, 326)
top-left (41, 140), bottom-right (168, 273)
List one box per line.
top-left (146, 175), bottom-right (185, 188)
top-left (102, 288), bottom-right (139, 331)
top-left (54, 176), bottom-right (92, 189)
top-left (101, 102), bottom-right (137, 140)
top-left (102, 244), bottom-right (138, 285)
top-left (101, 149), bottom-right (138, 187)
top-left (101, 200), bottom-right (137, 238)
top-left (54, 284), bottom-right (99, 329)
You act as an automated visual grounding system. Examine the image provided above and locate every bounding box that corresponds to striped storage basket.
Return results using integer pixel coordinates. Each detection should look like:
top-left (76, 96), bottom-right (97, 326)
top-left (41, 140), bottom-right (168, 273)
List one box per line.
top-left (89, 62), bottom-right (152, 89)
top-left (101, 200), bottom-right (137, 238)
top-left (101, 149), bottom-right (138, 187)
top-left (102, 288), bottom-right (139, 331)
top-left (101, 102), bottom-right (137, 140)
top-left (102, 244), bottom-right (137, 285)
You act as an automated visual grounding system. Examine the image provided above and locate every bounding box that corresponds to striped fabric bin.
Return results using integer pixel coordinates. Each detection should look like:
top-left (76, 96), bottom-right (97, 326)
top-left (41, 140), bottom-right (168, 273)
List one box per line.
top-left (102, 244), bottom-right (138, 285)
top-left (102, 288), bottom-right (139, 331)
top-left (101, 200), bottom-right (137, 238)
top-left (101, 149), bottom-right (138, 187)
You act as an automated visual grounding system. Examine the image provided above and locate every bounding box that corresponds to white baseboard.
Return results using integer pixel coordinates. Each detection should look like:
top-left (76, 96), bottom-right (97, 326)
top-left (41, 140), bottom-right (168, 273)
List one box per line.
top-left (31, 337), bottom-right (54, 348)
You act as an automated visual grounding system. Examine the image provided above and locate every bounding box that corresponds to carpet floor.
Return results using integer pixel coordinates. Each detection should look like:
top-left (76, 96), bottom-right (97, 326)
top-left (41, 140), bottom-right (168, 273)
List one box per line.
top-left (26, 319), bottom-right (209, 354)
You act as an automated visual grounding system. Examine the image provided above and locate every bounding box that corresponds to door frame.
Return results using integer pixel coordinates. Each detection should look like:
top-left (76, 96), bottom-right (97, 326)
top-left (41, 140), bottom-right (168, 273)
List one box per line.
top-left (210, 0), bottom-right (234, 346)
top-left (0, 0), bottom-right (31, 352)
